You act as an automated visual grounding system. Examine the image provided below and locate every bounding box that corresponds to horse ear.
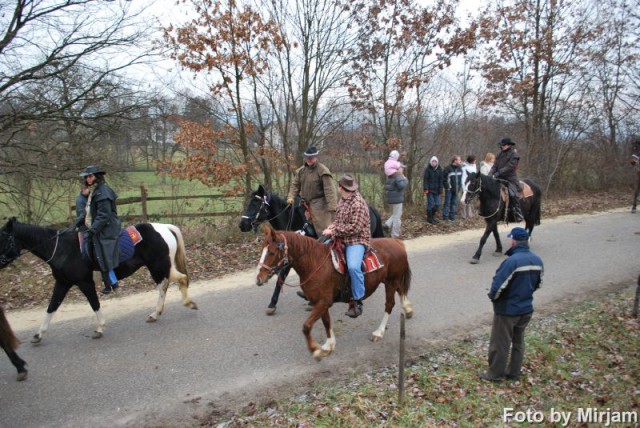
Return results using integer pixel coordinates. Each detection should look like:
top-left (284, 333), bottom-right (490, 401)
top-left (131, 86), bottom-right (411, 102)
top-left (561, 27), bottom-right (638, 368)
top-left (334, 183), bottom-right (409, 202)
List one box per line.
top-left (258, 185), bottom-right (265, 196)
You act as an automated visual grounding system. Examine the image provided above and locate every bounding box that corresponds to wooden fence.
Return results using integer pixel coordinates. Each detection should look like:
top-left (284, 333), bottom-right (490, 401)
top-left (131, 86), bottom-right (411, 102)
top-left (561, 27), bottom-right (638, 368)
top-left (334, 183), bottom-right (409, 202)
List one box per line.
top-left (69, 182), bottom-right (242, 223)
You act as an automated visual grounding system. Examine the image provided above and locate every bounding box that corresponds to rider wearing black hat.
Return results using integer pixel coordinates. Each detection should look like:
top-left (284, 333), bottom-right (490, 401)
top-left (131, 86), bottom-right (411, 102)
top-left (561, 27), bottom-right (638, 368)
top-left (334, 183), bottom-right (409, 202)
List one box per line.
top-left (489, 138), bottom-right (523, 222)
top-left (77, 165), bottom-right (121, 294)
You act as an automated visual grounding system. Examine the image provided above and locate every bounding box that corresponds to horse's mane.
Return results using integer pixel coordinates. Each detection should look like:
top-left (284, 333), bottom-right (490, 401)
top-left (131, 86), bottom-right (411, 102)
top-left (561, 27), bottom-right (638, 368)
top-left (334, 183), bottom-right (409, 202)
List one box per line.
top-left (278, 230), bottom-right (328, 260)
top-left (480, 174), bottom-right (502, 198)
top-left (14, 221), bottom-right (60, 241)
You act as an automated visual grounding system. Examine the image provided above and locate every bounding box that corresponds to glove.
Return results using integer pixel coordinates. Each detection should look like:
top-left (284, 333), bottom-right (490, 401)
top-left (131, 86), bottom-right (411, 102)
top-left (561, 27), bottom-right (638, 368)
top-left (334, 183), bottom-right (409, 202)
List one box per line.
top-left (87, 229), bottom-right (95, 236)
top-left (286, 197), bottom-right (294, 205)
top-left (493, 172), bottom-right (500, 179)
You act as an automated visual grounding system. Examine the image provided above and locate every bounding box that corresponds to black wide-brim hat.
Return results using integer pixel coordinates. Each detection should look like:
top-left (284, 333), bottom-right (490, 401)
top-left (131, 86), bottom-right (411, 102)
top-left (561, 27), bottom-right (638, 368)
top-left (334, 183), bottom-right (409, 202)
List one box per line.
top-left (303, 146), bottom-right (321, 157)
top-left (499, 138), bottom-right (516, 146)
top-left (79, 165), bottom-right (106, 177)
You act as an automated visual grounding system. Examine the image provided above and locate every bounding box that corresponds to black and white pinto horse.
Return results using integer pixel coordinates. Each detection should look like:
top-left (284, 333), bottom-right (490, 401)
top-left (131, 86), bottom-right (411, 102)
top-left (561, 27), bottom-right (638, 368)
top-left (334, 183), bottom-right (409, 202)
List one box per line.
top-left (464, 173), bottom-right (542, 264)
top-left (0, 218), bottom-right (198, 343)
top-left (1, 305), bottom-right (27, 381)
top-left (630, 141), bottom-right (640, 213)
top-left (239, 184), bottom-right (384, 314)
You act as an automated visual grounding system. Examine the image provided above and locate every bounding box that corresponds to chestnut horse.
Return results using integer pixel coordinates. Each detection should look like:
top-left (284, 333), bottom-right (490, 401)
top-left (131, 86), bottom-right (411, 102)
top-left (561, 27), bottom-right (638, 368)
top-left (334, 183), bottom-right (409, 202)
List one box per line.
top-left (630, 141), bottom-right (640, 213)
top-left (0, 306), bottom-right (27, 381)
top-left (255, 227), bottom-right (413, 361)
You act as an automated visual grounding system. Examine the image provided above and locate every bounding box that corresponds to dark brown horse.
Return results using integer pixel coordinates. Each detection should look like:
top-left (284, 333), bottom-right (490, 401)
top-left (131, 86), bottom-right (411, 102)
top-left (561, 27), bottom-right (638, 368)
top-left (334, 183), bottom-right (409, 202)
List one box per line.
top-left (630, 141), bottom-right (640, 213)
top-left (0, 306), bottom-right (27, 381)
top-left (255, 227), bottom-right (413, 360)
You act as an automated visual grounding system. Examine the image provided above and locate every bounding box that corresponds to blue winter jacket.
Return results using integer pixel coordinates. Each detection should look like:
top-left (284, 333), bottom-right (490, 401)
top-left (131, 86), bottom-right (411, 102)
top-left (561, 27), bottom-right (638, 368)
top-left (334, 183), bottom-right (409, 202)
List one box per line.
top-left (488, 245), bottom-right (543, 316)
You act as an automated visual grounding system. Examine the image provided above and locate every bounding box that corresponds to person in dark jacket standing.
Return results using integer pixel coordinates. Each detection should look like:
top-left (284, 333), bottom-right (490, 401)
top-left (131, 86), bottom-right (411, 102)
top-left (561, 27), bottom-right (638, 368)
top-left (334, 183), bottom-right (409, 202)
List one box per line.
top-left (384, 166), bottom-right (408, 238)
top-left (76, 165), bottom-right (121, 294)
top-left (489, 138), bottom-right (523, 222)
top-left (422, 156), bottom-right (443, 224)
top-left (442, 156), bottom-right (463, 221)
top-left (479, 227), bottom-right (543, 382)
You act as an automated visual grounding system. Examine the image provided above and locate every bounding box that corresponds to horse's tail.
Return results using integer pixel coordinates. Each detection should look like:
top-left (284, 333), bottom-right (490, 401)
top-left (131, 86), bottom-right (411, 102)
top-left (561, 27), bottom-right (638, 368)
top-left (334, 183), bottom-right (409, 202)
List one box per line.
top-left (167, 224), bottom-right (190, 286)
top-left (527, 179), bottom-right (543, 226)
top-left (369, 206), bottom-right (385, 238)
top-left (0, 306), bottom-right (20, 351)
top-left (401, 265), bottom-right (412, 296)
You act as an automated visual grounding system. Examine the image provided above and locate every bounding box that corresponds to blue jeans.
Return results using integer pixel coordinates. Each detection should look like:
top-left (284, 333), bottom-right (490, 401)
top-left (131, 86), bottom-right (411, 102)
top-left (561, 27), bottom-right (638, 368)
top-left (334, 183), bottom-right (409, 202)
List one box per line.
top-left (443, 190), bottom-right (458, 220)
top-left (346, 244), bottom-right (365, 300)
top-left (427, 193), bottom-right (441, 212)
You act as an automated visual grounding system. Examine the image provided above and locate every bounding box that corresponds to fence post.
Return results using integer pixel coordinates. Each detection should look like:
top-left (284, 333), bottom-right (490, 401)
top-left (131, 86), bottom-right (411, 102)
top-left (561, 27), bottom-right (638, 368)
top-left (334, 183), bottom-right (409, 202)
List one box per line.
top-left (141, 182), bottom-right (148, 222)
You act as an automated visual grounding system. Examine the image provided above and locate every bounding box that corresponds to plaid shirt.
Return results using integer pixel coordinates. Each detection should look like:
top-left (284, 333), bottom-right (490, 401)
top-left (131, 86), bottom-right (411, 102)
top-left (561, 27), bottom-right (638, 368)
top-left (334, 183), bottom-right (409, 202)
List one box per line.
top-left (333, 191), bottom-right (371, 246)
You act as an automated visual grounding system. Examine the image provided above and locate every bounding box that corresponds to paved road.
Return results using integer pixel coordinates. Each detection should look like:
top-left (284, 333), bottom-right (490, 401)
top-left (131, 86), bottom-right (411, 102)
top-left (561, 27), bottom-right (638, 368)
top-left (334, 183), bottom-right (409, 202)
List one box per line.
top-left (1, 210), bottom-right (638, 427)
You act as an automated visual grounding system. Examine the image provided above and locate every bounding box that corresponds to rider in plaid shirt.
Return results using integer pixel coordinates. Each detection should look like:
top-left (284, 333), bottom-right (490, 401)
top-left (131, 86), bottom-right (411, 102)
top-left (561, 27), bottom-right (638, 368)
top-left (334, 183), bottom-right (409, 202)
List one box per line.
top-left (322, 175), bottom-right (371, 318)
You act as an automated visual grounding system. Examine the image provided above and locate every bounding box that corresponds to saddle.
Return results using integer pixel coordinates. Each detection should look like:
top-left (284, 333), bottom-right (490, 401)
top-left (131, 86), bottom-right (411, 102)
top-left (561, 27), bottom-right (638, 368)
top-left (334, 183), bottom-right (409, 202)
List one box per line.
top-left (329, 241), bottom-right (384, 275)
top-left (79, 225), bottom-right (143, 266)
top-left (500, 180), bottom-right (534, 203)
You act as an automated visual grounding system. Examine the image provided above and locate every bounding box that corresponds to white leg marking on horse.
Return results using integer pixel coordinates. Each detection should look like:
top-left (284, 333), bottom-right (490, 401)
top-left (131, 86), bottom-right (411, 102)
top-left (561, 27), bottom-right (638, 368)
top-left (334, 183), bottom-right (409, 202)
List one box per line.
top-left (148, 279), bottom-right (168, 322)
top-left (92, 309), bottom-right (106, 338)
top-left (402, 296), bottom-right (414, 319)
top-left (372, 312), bottom-right (389, 342)
top-left (33, 312), bottom-right (54, 342)
top-left (321, 329), bottom-right (336, 353)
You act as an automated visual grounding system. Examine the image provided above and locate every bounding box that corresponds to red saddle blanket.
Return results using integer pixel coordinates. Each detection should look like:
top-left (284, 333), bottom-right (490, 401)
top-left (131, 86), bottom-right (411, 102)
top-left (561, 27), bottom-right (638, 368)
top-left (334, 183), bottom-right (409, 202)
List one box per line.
top-left (330, 243), bottom-right (384, 275)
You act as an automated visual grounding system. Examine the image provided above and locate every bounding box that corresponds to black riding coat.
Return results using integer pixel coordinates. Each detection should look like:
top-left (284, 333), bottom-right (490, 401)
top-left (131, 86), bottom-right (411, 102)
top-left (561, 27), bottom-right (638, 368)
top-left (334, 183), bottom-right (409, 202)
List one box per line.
top-left (87, 182), bottom-right (121, 272)
top-left (490, 147), bottom-right (521, 191)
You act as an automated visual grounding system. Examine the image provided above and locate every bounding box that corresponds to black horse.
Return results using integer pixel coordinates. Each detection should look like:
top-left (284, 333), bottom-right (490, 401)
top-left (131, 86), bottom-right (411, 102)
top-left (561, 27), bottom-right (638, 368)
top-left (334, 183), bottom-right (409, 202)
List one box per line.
top-left (630, 140), bottom-right (640, 213)
top-left (465, 173), bottom-right (542, 264)
top-left (0, 218), bottom-right (198, 343)
top-left (0, 306), bottom-right (27, 381)
top-left (239, 184), bottom-right (384, 314)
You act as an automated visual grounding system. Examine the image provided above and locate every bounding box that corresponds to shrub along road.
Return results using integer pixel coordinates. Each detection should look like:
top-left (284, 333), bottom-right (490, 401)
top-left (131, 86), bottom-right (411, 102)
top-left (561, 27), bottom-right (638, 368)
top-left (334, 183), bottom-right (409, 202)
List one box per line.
top-left (0, 204), bottom-right (638, 427)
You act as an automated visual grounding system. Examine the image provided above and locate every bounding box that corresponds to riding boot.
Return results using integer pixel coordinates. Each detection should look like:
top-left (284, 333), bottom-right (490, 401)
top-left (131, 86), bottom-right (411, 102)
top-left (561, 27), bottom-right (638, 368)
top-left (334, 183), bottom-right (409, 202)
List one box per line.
top-left (100, 271), bottom-right (118, 294)
top-left (512, 197), bottom-right (524, 222)
top-left (345, 299), bottom-right (363, 318)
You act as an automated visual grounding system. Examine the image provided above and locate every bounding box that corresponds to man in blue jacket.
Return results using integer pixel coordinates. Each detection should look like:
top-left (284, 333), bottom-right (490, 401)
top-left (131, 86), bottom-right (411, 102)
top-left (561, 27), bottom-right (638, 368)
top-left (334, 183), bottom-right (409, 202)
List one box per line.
top-left (479, 227), bottom-right (543, 382)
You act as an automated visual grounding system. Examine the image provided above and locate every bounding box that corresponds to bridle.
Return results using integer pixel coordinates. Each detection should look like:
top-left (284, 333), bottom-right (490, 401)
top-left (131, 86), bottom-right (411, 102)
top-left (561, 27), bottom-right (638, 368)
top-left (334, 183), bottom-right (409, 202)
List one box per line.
top-left (467, 174), bottom-right (507, 220)
top-left (0, 225), bottom-right (64, 268)
top-left (241, 193), bottom-right (296, 232)
top-left (258, 235), bottom-right (289, 278)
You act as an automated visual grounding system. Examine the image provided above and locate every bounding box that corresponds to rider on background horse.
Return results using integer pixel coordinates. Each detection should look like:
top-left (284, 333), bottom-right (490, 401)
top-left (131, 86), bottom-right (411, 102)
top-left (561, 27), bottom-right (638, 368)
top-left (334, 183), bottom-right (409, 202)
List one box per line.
top-left (75, 165), bottom-right (121, 294)
top-left (287, 146), bottom-right (338, 233)
top-left (322, 175), bottom-right (370, 318)
top-left (490, 138), bottom-right (524, 222)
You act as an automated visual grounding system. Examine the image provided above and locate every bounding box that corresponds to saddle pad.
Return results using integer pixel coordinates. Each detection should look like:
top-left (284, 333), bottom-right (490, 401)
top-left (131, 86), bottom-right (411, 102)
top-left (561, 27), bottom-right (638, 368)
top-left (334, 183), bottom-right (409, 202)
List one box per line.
top-left (519, 181), bottom-right (534, 198)
top-left (79, 226), bottom-right (142, 265)
top-left (500, 182), bottom-right (534, 201)
top-left (330, 247), bottom-right (384, 275)
top-left (126, 225), bottom-right (143, 245)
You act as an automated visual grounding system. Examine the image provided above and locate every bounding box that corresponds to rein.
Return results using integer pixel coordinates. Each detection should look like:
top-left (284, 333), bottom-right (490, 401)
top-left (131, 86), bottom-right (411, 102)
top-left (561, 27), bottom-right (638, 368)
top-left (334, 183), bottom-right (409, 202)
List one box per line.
top-left (468, 176), bottom-right (506, 220)
top-left (242, 194), bottom-right (297, 232)
top-left (1, 225), bottom-right (71, 267)
top-left (263, 234), bottom-right (331, 288)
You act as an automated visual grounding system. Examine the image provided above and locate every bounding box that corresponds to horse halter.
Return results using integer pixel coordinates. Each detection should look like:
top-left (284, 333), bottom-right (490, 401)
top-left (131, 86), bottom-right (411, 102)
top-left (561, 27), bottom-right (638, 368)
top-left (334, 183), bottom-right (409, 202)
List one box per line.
top-left (258, 236), bottom-right (289, 278)
top-left (241, 194), bottom-right (270, 232)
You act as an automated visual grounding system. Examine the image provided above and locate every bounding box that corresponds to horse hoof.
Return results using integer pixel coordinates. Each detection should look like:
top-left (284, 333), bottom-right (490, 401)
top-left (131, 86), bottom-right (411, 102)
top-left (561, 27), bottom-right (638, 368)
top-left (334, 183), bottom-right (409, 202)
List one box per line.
top-left (16, 371), bottom-right (28, 381)
top-left (305, 303), bottom-right (313, 312)
top-left (265, 306), bottom-right (276, 315)
top-left (188, 302), bottom-right (199, 310)
top-left (31, 335), bottom-right (42, 344)
top-left (405, 309), bottom-right (414, 319)
top-left (312, 350), bottom-right (323, 361)
top-left (146, 316), bottom-right (157, 323)
top-left (92, 331), bottom-right (103, 339)
top-left (493, 251), bottom-right (503, 257)
top-left (371, 334), bottom-right (383, 342)
top-left (470, 258), bottom-right (479, 264)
